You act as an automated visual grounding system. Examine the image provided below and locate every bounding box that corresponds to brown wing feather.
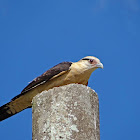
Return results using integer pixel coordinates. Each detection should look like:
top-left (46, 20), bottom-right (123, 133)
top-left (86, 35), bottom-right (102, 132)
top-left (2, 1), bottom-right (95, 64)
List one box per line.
top-left (0, 61), bottom-right (72, 121)
top-left (12, 62), bottom-right (72, 101)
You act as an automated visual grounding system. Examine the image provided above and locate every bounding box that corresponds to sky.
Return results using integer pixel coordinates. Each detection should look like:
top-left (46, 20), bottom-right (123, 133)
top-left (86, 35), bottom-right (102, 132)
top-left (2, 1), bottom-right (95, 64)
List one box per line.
top-left (0, 0), bottom-right (140, 140)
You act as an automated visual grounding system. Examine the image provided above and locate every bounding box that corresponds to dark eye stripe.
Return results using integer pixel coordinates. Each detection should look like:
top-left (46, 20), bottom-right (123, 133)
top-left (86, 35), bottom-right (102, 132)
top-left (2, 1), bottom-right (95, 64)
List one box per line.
top-left (82, 58), bottom-right (90, 60)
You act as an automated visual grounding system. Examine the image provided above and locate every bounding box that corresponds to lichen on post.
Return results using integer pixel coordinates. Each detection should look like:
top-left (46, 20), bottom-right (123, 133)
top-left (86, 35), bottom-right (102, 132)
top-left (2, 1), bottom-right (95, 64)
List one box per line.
top-left (32, 84), bottom-right (100, 140)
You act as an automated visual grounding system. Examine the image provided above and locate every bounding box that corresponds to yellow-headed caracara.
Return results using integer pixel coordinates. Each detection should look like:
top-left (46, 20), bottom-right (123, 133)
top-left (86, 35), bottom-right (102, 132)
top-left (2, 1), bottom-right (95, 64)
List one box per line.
top-left (0, 56), bottom-right (103, 121)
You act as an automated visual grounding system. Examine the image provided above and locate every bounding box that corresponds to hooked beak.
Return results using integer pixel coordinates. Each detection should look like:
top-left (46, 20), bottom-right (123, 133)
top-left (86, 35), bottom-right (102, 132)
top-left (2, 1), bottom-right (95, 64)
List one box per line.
top-left (96, 63), bottom-right (103, 69)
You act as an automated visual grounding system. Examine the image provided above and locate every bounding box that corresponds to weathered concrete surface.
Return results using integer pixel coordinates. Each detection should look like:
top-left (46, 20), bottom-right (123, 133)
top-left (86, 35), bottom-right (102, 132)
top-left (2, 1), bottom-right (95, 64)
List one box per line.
top-left (32, 84), bottom-right (100, 140)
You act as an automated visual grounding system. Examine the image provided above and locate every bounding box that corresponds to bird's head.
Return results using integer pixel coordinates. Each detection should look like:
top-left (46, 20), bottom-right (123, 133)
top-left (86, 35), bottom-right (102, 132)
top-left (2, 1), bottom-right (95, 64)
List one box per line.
top-left (79, 56), bottom-right (103, 71)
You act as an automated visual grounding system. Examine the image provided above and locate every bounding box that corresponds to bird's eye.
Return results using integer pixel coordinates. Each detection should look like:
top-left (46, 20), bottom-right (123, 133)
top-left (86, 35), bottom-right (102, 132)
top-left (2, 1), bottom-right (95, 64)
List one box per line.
top-left (89, 59), bottom-right (93, 63)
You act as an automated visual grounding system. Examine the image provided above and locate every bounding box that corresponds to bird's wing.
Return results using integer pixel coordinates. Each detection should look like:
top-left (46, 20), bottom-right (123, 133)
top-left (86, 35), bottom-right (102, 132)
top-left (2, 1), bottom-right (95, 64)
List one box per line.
top-left (12, 62), bottom-right (72, 101)
top-left (0, 62), bottom-right (72, 121)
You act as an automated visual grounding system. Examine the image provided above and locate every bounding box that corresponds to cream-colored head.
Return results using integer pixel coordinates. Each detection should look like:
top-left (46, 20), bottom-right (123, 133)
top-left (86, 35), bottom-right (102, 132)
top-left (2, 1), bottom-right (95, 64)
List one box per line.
top-left (79, 56), bottom-right (103, 71)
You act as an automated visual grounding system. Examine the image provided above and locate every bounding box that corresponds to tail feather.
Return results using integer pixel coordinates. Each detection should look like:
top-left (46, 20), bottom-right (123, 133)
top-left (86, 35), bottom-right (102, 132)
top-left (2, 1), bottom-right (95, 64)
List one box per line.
top-left (0, 97), bottom-right (31, 121)
top-left (0, 102), bottom-right (15, 121)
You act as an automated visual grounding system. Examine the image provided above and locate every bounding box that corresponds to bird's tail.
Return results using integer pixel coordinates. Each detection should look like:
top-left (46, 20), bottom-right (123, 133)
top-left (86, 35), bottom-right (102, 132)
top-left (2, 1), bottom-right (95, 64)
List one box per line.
top-left (0, 96), bottom-right (31, 121)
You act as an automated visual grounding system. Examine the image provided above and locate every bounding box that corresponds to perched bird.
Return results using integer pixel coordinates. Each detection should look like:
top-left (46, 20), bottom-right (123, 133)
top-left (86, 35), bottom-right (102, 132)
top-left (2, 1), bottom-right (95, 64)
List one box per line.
top-left (0, 56), bottom-right (103, 121)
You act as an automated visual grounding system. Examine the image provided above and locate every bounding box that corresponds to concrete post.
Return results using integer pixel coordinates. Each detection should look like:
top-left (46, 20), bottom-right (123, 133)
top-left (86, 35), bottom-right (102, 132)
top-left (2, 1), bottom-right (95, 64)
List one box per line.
top-left (32, 84), bottom-right (100, 140)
